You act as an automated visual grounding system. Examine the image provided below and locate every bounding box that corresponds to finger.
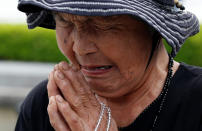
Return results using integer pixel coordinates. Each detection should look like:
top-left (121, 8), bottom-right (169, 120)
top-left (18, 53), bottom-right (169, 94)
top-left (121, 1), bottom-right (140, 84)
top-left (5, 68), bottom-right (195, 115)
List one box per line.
top-left (62, 65), bottom-right (91, 94)
top-left (47, 71), bottom-right (60, 98)
top-left (54, 64), bottom-right (59, 71)
top-left (65, 68), bottom-right (95, 104)
top-left (58, 61), bottom-right (79, 72)
top-left (58, 61), bottom-right (85, 91)
top-left (53, 70), bottom-right (81, 108)
top-left (59, 64), bottom-right (97, 106)
top-left (56, 95), bottom-right (83, 131)
top-left (47, 96), bottom-right (71, 131)
top-left (56, 63), bottom-right (98, 108)
top-left (58, 61), bottom-right (70, 71)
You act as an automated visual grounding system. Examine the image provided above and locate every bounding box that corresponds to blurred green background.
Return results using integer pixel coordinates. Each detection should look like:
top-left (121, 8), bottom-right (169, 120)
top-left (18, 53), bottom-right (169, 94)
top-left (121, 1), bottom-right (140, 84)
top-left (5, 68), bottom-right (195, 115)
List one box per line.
top-left (0, 24), bottom-right (201, 66)
top-left (0, 24), bottom-right (66, 63)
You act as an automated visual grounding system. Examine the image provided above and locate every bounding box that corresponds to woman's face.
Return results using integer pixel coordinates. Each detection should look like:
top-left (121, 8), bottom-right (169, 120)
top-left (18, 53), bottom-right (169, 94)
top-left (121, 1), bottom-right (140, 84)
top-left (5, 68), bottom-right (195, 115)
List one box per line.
top-left (55, 13), bottom-right (153, 97)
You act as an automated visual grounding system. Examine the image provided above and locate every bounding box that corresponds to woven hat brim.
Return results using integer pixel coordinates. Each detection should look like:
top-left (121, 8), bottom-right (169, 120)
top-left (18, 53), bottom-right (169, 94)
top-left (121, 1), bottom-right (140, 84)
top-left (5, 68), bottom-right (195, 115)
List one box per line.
top-left (18, 0), bottom-right (200, 57)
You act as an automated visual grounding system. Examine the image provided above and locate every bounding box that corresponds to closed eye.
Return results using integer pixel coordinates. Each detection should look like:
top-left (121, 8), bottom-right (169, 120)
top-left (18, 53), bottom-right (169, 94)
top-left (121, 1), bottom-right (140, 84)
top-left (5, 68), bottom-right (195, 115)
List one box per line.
top-left (54, 13), bottom-right (74, 28)
top-left (94, 25), bottom-right (122, 32)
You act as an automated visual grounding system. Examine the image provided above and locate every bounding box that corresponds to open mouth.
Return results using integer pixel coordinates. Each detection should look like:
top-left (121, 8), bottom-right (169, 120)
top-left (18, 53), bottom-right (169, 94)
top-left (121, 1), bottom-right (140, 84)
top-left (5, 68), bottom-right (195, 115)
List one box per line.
top-left (81, 65), bottom-right (114, 76)
top-left (83, 65), bottom-right (113, 70)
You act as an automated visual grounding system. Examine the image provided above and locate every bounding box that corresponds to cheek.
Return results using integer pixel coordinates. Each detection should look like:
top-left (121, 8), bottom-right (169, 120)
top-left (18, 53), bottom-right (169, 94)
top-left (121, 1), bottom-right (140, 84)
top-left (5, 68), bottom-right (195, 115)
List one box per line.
top-left (56, 28), bottom-right (72, 56)
top-left (121, 65), bottom-right (145, 84)
top-left (57, 41), bottom-right (66, 55)
top-left (56, 27), bottom-right (79, 66)
top-left (100, 43), bottom-right (146, 82)
top-left (56, 29), bottom-right (66, 54)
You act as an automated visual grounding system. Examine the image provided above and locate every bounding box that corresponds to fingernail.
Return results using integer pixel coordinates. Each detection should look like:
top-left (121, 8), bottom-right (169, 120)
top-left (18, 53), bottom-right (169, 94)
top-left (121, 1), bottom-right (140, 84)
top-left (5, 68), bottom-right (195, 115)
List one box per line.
top-left (57, 71), bottom-right (64, 80)
top-left (56, 95), bottom-right (63, 103)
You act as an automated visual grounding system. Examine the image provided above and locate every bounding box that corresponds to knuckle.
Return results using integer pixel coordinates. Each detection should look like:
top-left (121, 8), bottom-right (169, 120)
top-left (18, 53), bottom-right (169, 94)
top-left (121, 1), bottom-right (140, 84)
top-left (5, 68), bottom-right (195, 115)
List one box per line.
top-left (59, 61), bottom-right (65, 69)
top-left (59, 81), bottom-right (69, 91)
top-left (60, 104), bottom-right (67, 111)
top-left (74, 97), bottom-right (81, 107)
top-left (47, 102), bottom-right (57, 112)
top-left (59, 104), bottom-right (71, 117)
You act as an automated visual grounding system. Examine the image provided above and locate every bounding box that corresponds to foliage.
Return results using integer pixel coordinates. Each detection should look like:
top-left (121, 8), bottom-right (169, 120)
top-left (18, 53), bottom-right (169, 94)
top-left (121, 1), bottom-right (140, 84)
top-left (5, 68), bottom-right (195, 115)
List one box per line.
top-left (164, 28), bottom-right (202, 67)
top-left (0, 24), bottom-right (66, 63)
top-left (0, 24), bottom-right (201, 66)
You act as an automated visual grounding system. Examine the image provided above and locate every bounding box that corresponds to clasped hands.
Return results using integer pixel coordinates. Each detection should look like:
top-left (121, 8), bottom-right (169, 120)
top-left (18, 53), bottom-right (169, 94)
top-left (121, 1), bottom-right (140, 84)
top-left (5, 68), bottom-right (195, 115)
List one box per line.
top-left (47, 61), bottom-right (118, 131)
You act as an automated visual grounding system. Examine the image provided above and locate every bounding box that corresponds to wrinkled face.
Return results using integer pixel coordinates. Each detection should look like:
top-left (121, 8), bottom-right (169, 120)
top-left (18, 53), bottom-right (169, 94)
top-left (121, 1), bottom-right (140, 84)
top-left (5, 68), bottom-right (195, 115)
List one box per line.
top-left (54, 12), bottom-right (153, 97)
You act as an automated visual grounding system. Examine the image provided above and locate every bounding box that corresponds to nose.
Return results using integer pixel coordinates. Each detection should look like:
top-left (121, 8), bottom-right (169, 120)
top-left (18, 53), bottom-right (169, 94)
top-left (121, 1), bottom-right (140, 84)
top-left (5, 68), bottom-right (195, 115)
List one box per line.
top-left (72, 33), bottom-right (98, 56)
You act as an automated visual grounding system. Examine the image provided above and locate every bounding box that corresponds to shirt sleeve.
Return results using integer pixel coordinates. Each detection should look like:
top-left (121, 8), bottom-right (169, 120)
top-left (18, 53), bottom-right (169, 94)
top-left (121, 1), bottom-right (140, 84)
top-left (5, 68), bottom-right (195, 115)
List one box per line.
top-left (15, 101), bottom-right (31, 131)
top-left (14, 79), bottom-right (53, 131)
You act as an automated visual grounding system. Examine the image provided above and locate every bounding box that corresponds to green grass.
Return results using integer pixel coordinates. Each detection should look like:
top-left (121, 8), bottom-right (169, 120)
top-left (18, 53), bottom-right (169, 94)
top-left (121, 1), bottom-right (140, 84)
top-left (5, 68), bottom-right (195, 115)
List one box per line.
top-left (0, 24), bottom-right (201, 66)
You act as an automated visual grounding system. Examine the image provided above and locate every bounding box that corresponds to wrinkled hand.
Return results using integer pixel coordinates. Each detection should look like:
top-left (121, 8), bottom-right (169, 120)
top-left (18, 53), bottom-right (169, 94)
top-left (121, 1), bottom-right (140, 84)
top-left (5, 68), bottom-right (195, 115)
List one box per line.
top-left (47, 61), bottom-right (118, 131)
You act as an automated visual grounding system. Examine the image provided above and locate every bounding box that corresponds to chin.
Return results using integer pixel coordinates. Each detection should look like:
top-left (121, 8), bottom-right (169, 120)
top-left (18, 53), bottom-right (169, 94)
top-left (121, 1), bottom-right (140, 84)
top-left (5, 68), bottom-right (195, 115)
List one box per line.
top-left (86, 79), bottom-right (125, 98)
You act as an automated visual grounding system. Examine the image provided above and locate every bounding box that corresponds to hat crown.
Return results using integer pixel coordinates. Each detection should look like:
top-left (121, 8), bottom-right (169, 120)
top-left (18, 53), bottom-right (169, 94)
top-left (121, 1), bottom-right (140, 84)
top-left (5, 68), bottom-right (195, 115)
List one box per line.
top-left (153, 0), bottom-right (174, 6)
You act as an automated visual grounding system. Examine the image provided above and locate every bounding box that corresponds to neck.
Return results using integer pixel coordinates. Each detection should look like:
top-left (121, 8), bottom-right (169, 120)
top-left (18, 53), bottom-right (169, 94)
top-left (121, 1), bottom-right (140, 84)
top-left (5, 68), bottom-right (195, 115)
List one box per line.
top-left (107, 41), bottom-right (175, 127)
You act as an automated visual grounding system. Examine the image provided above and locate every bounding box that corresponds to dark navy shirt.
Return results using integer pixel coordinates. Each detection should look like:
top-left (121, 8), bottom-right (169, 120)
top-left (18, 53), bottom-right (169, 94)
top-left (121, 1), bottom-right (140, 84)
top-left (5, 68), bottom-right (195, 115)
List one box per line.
top-left (15, 63), bottom-right (202, 131)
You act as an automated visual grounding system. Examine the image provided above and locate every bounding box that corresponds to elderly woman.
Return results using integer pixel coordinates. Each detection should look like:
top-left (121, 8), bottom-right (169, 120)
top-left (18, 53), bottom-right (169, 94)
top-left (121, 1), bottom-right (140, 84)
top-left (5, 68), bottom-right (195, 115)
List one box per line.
top-left (15, 0), bottom-right (202, 131)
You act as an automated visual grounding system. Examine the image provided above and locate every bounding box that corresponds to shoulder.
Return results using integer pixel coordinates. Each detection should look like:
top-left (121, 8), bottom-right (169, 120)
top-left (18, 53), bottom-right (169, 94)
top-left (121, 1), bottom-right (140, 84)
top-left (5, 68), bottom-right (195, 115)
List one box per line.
top-left (15, 79), bottom-right (52, 131)
top-left (176, 63), bottom-right (202, 93)
top-left (22, 79), bottom-right (49, 112)
top-left (163, 63), bottom-right (202, 129)
top-left (173, 63), bottom-right (202, 89)
top-left (22, 79), bottom-right (49, 117)
top-left (179, 62), bottom-right (202, 77)
top-left (170, 62), bottom-right (202, 108)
